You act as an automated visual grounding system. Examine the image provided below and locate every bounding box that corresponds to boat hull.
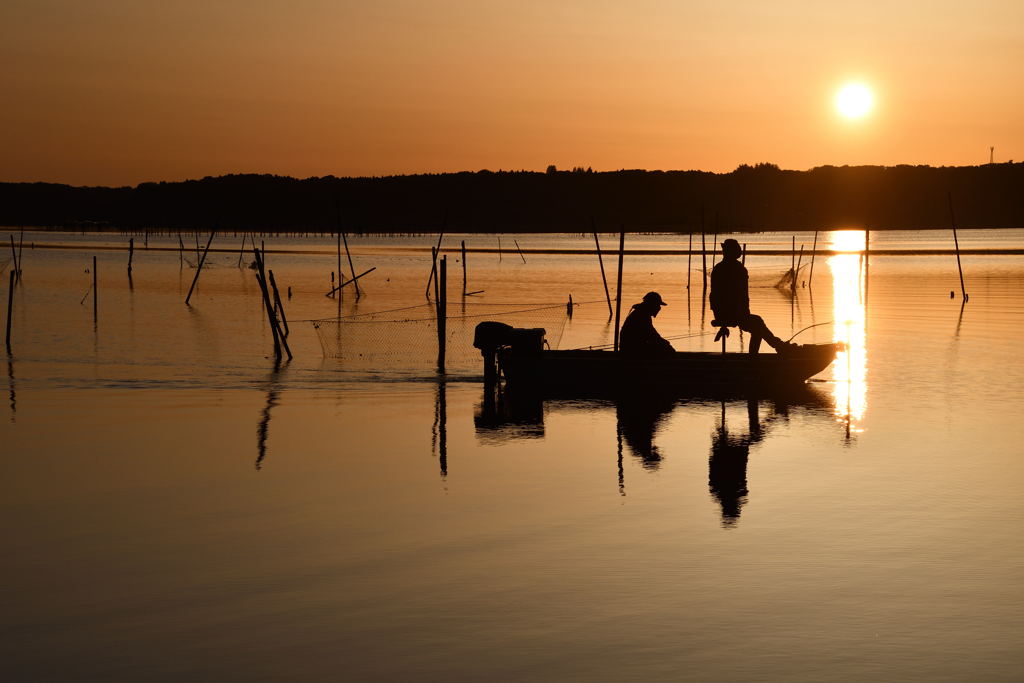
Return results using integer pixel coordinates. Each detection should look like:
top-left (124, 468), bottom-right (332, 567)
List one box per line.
top-left (498, 344), bottom-right (839, 392)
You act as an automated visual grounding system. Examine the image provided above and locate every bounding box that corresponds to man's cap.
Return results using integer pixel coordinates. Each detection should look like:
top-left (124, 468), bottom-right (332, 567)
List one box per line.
top-left (721, 238), bottom-right (741, 252)
top-left (642, 291), bottom-right (668, 306)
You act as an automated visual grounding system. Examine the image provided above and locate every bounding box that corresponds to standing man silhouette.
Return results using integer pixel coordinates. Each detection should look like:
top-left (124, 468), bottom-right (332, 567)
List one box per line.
top-left (710, 239), bottom-right (793, 354)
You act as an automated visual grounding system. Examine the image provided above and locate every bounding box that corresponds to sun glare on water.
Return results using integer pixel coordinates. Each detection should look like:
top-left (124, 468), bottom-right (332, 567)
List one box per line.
top-left (835, 82), bottom-right (874, 119)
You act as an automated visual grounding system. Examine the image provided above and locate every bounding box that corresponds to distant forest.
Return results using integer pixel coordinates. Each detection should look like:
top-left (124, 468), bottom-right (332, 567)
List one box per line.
top-left (1, 163), bottom-right (1022, 233)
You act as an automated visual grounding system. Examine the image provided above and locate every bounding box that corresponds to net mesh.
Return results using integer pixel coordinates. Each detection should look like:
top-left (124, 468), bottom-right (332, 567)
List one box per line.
top-left (313, 302), bottom-right (571, 376)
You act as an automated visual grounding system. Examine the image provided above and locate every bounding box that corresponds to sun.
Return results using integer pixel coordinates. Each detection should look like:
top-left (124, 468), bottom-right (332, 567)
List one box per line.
top-left (835, 82), bottom-right (874, 119)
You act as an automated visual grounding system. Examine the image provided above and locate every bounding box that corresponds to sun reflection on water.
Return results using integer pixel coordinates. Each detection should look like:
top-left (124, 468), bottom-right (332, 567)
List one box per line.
top-left (829, 230), bottom-right (867, 431)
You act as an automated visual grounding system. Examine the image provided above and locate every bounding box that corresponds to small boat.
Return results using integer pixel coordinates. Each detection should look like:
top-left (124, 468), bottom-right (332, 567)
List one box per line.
top-left (475, 322), bottom-right (841, 392)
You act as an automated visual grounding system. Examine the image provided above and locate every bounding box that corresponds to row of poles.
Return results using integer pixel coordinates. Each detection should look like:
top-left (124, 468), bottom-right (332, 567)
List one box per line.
top-left (3, 205), bottom-right (972, 358)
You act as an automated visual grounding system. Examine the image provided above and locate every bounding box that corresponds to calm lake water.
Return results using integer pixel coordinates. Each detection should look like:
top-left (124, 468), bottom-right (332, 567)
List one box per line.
top-left (3, 229), bottom-right (1024, 682)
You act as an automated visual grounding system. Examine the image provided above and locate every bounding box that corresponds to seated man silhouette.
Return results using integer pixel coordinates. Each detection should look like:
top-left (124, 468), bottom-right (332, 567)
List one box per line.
top-left (619, 291), bottom-right (675, 355)
top-left (710, 239), bottom-right (793, 354)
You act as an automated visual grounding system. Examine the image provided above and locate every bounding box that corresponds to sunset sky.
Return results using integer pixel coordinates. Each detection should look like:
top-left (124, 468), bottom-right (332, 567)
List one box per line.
top-left (2, 0), bottom-right (1021, 186)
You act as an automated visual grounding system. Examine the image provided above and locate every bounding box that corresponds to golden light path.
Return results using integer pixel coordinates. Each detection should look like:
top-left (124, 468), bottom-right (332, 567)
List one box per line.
top-left (829, 230), bottom-right (868, 431)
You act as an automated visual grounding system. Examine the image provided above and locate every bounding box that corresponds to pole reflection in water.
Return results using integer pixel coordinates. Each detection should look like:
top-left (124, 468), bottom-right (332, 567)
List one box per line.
top-left (255, 361), bottom-right (283, 471)
top-left (829, 230), bottom-right (868, 432)
top-left (433, 380), bottom-right (447, 478)
top-left (6, 354), bottom-right (14, 420)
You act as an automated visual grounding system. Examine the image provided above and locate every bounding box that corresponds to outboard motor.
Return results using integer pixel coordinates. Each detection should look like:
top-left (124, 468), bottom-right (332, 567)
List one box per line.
top-left (474, 321), bottom-right (546, 384)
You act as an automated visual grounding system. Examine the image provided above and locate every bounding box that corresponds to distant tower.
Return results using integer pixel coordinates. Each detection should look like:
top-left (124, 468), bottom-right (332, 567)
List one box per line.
top-left (990, 147), bottom-right (994, 164)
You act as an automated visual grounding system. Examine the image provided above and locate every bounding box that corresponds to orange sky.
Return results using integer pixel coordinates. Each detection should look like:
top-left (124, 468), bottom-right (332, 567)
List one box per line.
top-left (2, 0), bottom-right (1021, 186)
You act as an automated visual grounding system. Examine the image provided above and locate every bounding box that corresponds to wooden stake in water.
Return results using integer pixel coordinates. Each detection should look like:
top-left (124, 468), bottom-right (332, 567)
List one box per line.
top-left (791, 235), bottom-right (796, 291)
top-left (17, 230), bottom-right (23, 279)
top-left (514, 240), bottom-right (527, 263)
top-left (795, 245), bottom-right (805, 288)
top-left (425, 231), bottom-right (445, 294)
top-left (341, 231), bottom-right (359, 300)
top-left (593, 229), bottom-right (613, 318)
top-left (461, 240), bottom-right (467, 296)
top-left (128, 238), bottom-right (134, 275)
top-left (92, 256), bottom-right (98, 325)
top-left (808, 230), bottom-right (818, 288)
top-left (178, 235), bottom-right (184, 269)
top-left (742, 243), bottom-right (747, 266)
top-left (701, 231), bottom-right (707, 292)
top-left (437, 256), bottom-right (447, 374)
top-left (5, 270), bottom-right (13, 352)
top-left (253, 248), bottom-right (283, 360)
top-left (947, 193), bottom-right (968, 302)
top-left (237, 233), bottom-right (247, 268)
top-left (268, 269), bottom-right (289, 338)
top-left (9, 236), bottom-right (18, 279)
top-left (185, 231), bottom-right (215, 306)
top-left (426, 247), bottom-right (438, 299)
top-left (687, 230), bottom-right (692, 291)
top-left (324, 267), bottom-right (376, 297)
top-left (613, 231), bottom-right (625, 352)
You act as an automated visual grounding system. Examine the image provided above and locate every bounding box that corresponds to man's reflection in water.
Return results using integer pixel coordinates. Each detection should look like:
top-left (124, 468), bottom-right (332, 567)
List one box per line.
top-left (708, 400), bottom-right (763, 527)
top-left (615, 393), bottom-right (677, 470)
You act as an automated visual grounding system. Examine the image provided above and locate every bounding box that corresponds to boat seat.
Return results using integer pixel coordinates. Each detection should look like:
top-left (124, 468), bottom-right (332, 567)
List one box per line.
top-left (710, 320), bottom-right (732, 353)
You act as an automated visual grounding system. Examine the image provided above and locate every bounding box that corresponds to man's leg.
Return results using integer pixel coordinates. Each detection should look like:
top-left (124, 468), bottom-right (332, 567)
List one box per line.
top-left (739, 314), bottom-right (785, 353)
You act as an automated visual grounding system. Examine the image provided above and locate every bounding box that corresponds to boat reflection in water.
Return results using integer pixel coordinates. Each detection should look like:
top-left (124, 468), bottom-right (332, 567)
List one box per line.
top-left (475, 384), bottom-right (837, 526)
top-left (829, 230), bottom-right (868, 433)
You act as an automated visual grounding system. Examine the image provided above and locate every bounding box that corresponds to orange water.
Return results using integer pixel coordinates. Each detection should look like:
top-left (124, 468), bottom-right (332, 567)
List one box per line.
top-left (4, 229), bottom-right (1024, 681)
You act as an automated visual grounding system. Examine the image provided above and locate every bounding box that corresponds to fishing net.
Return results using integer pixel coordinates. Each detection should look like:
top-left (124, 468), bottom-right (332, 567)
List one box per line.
top-left (312, 302), bottom-right (572, 376)
top-left (772, 264), bottom-right (808, 290)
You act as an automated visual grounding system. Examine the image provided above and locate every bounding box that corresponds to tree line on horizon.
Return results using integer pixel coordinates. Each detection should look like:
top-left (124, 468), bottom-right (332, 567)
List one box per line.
top-left (1, 162), bottom-right (1021, 233)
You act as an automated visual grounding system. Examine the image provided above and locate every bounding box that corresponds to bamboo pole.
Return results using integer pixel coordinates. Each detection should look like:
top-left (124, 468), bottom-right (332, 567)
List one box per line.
top-left (593, 230), bottom-right (613, 317)
top-left (742, 243), bottom-right (747, 266)
top-left (425, 231), bottom-right (445, 293)
top-left (461, 240), bottom-right (467, 296)
top-left (93, 256), bottom-right (98, 325)
top-left (613, 231), bottom-right (625, 352)
top-left (514, 239), bottom-right (527, 263)
top-left (336, 230), bottom-right (343, 301)
top-left (253, 248), bottom-right (282, 360)
top-left (342, 231), bottom-right (359, 299)
top-left (185, 231), bottom-right (215, 305)
top-left (791, 236), bottom-right (796, 292)
top-left (178, 235), bottom-right (184, 269)
top-left (808, 230), bottom-right (818, 288)
top-left (5, 270), bottom-right (13, 352)
top-left (9, 236), bottom-right (18, 279)
top-left (437, 256), bottom-right (447, 374)
top-left (701, 231), bottom-right (707, 291)
top-left (795, 245), bottom-right (805, 288)
top-left (948, 194), bottom-right (968, 302)
top-left (128, 238), bottom-right (134, 275)
top-left (268, 270), bottom-right (289, 338)
top-left (426, 247), bottom-right (438, 298)
top-left (687, 231), bottom-right (692, 290)
top-left (324, 267), bottom-right (376, 297)
top-left (237, 233), bottom-right (247, 268)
